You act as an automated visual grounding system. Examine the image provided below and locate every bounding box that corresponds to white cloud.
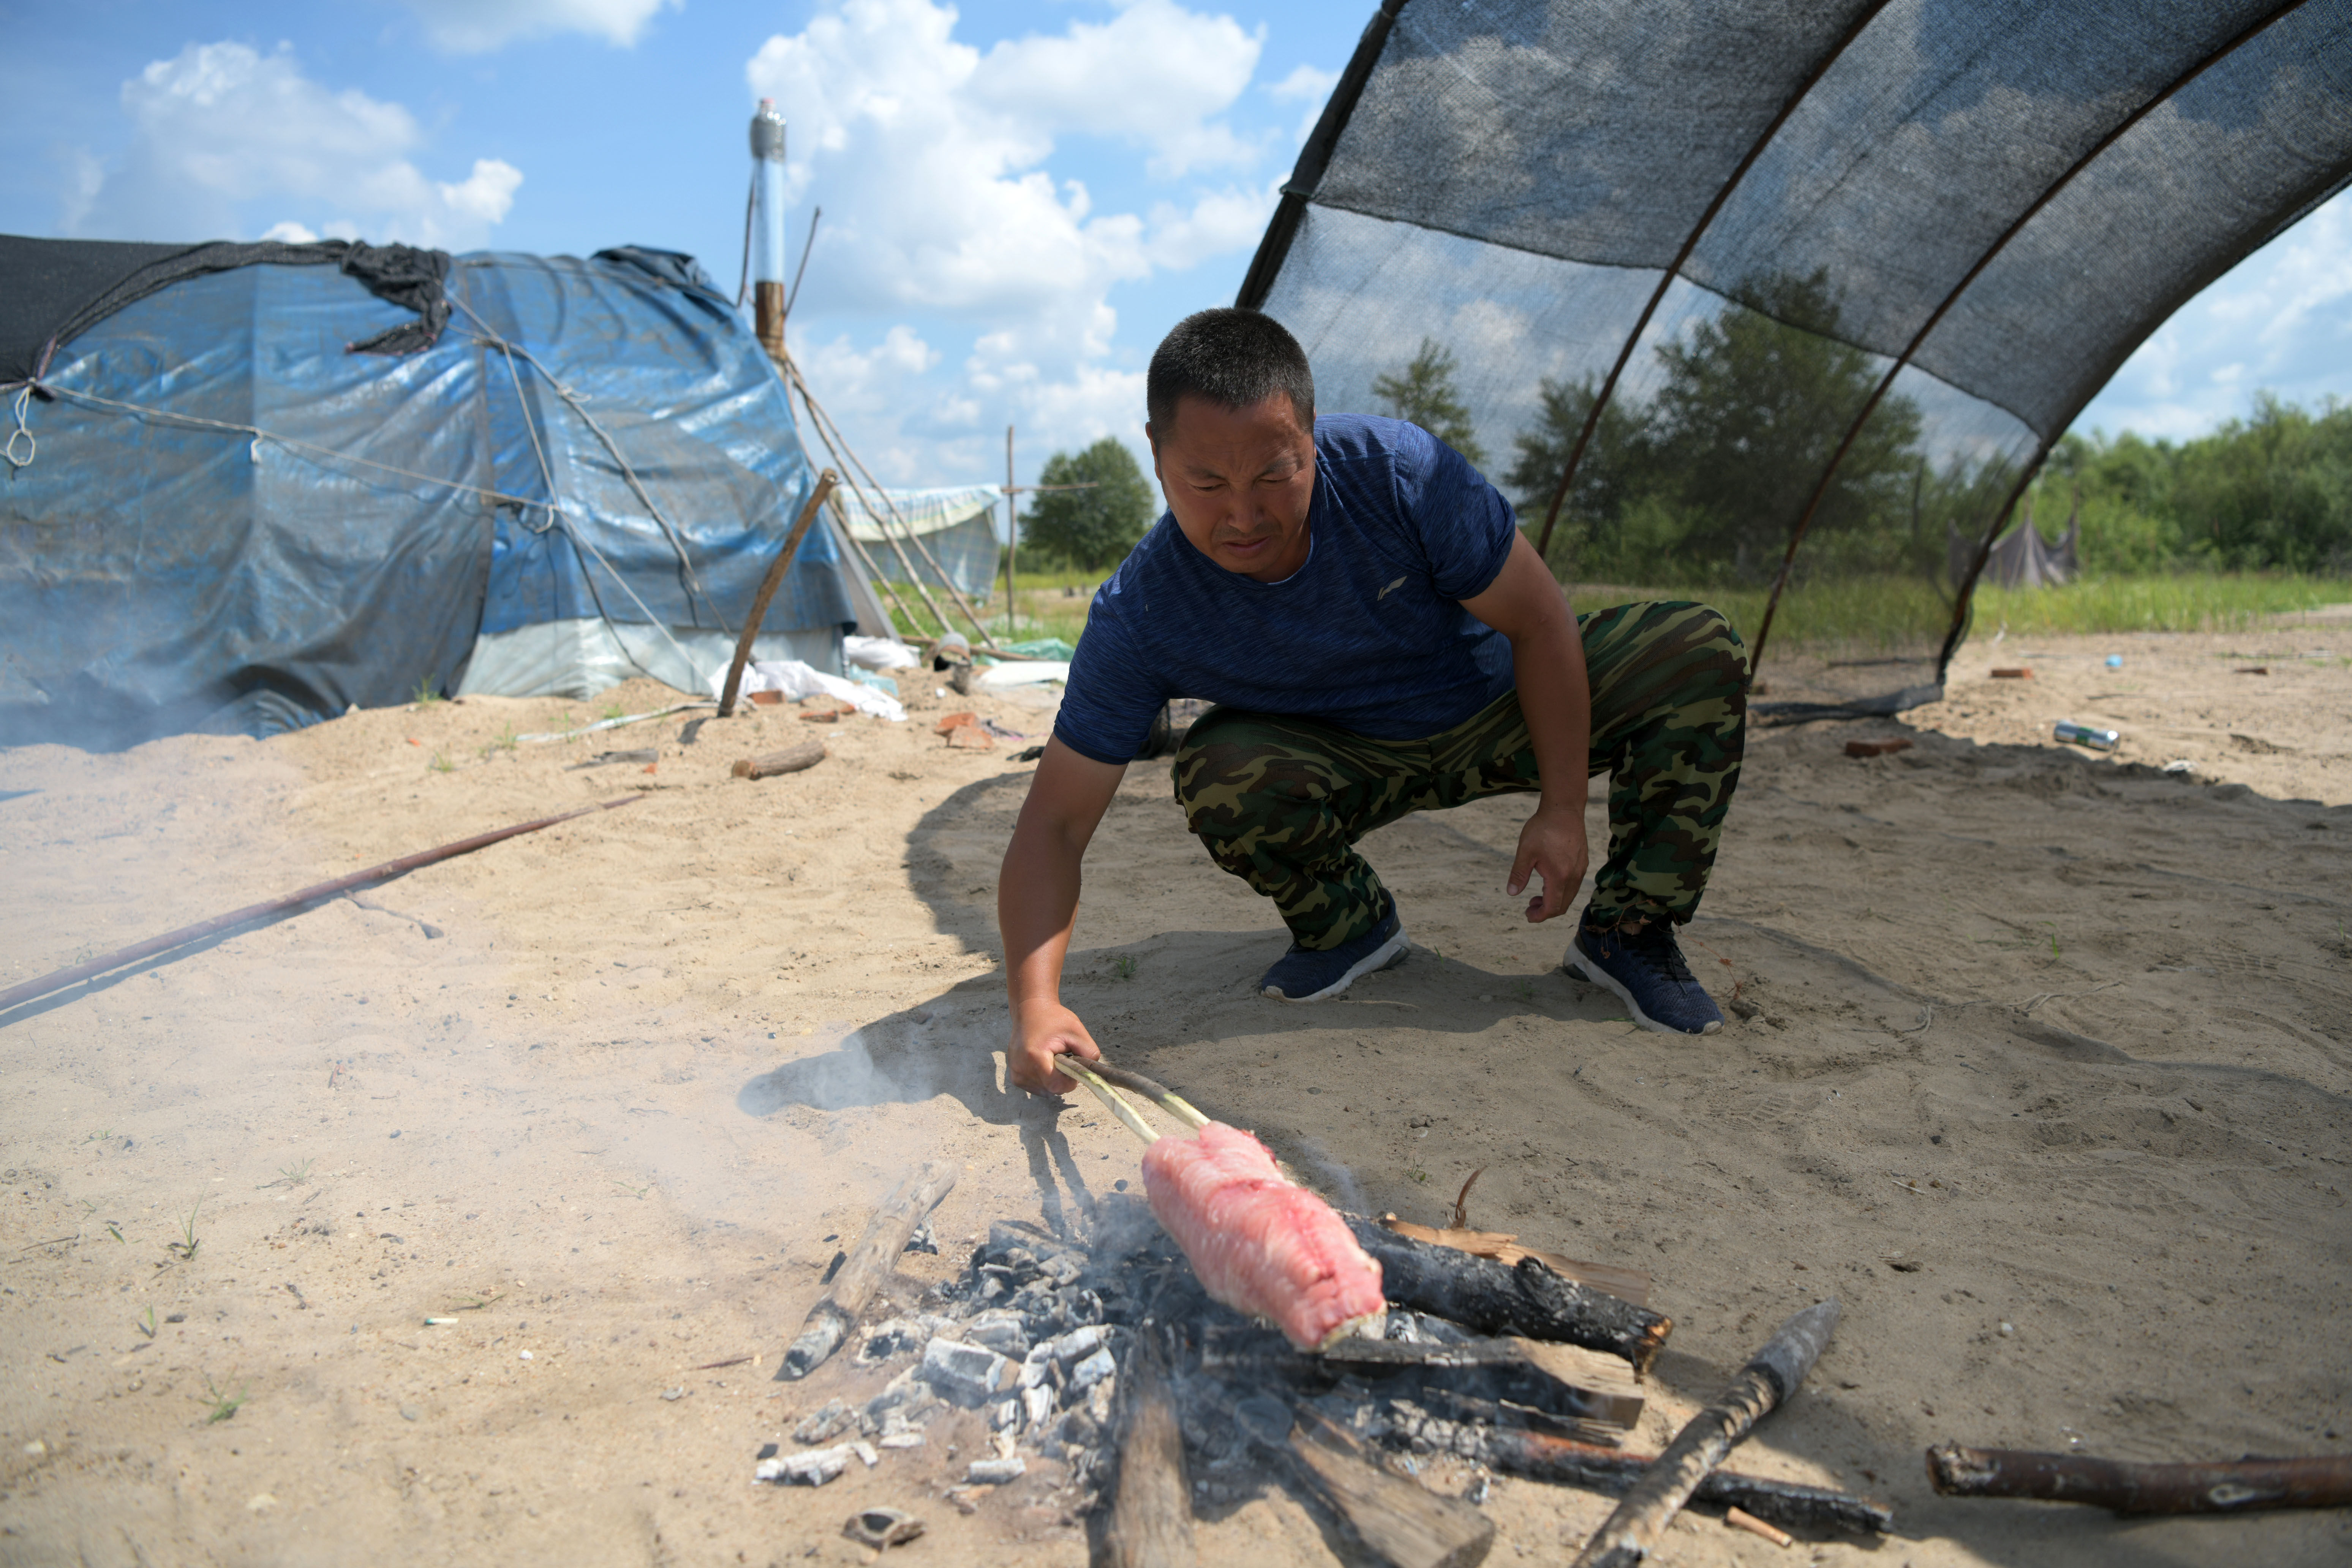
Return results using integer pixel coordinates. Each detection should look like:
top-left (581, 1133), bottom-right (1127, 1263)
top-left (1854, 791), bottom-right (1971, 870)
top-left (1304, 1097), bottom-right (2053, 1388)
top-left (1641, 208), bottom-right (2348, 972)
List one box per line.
top-left (1269, 62), bottom-right (1338, 142)
top-left (747, 0), bottom-right (1278, 481)
top-left (398, 0), bottom-right (678, 52)
top-left (71, 42), bottom-right (522, 250)
top-left (2073, 191), bottom-right (2352, 441)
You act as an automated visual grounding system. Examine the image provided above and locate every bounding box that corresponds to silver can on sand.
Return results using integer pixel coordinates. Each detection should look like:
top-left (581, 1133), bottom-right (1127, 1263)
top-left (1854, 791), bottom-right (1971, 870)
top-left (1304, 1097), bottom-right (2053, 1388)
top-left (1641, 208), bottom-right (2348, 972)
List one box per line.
top-left (2054, 721), bottom-right (2120, 751)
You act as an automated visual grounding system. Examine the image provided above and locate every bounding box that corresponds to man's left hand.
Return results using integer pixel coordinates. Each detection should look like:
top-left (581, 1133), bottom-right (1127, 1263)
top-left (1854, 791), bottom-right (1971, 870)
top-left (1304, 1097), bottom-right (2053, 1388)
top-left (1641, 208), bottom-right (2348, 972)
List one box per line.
top-left (1508, 802), bottom-right (1589, 923)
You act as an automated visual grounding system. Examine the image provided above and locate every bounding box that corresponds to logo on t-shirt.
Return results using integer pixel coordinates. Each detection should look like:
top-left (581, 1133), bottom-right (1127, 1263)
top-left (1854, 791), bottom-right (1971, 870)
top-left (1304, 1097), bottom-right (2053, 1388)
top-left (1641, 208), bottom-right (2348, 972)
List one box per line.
top-left (1377, 575), bottom-right (1408, 601)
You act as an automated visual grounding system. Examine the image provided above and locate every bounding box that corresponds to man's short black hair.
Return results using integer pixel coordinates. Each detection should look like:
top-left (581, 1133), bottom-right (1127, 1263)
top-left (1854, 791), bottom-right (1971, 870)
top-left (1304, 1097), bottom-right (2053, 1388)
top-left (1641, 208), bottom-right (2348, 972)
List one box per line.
top-left (1146, 308), bottom-right (1315, 433)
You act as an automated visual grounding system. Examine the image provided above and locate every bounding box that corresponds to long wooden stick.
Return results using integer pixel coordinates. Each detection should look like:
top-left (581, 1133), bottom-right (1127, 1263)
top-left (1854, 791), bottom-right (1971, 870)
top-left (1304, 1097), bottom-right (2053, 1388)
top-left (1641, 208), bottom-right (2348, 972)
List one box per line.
top-left (1571, 1301), bottom-right (1840, 1566)
top-left (781, 1159), bottom-right (958, 1380)
top-left (1927, 1445), bottom-right (2352, 1514)
top-left (718, 469), bottom-right (838, 717)
top-left (1057, 1057), bottom-right (1162, 1145)
top-left (0, 796), bottom-right (643, 1016)
top-left (1088, 1059), bottom-right (1211, 1130)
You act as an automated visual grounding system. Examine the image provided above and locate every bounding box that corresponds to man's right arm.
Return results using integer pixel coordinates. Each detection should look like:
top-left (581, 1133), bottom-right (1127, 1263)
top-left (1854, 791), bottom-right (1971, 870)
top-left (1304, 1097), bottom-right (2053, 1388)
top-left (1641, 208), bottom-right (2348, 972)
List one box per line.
top-left (999, 738), bottom-right (1127, 1094)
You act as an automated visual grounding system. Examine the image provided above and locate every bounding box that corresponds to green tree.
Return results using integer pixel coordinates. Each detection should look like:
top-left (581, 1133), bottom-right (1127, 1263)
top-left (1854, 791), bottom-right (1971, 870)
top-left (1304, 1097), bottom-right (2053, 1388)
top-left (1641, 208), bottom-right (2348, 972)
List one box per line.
top-left (1643, 272), bottom-right (1925, 580)
top-left (1503, 373), bottom-right (1653, 570)
top-left (1372, 338), bottom-right (1487, 467)
top-left (1022, 436), bottom-right (1157, 571)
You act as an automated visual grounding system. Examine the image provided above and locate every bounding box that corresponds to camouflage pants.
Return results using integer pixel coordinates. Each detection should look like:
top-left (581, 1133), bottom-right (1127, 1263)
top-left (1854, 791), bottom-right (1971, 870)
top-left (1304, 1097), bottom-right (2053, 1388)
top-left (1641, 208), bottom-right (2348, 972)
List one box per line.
top-left (1171, 601), bottom-right (1748, 950)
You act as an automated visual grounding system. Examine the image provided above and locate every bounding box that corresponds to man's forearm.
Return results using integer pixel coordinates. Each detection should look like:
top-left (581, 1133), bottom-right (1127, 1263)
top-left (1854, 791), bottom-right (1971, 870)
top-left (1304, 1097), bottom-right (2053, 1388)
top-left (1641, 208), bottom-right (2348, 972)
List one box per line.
top-left (999, 818), bottom-right (1085, 1012)
top-left (1513, 616), bottom-right (1592, 813)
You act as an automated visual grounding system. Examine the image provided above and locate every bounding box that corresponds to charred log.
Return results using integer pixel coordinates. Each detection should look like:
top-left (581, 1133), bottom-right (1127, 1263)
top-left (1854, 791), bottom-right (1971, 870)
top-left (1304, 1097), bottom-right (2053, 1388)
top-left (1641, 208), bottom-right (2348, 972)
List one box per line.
top-left (1344, 1216), bottom-right (1671, 1372)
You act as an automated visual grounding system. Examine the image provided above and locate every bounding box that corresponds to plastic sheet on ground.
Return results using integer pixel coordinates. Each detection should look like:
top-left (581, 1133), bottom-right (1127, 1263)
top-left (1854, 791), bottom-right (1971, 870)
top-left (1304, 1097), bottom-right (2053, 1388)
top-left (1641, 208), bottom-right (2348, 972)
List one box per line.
top-left (975, 661), bottom-right (1071, 690)
top-left (719, 658), bottom-right (906, 722)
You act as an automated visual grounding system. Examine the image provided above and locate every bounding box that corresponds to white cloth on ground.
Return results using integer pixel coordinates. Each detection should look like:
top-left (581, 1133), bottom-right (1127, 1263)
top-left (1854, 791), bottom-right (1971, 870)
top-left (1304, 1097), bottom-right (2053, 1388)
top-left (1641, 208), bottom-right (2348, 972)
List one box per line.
top-left (844, 634), bottom-right (920, 671)
top-left (718, 658), bottom-right (906, 722)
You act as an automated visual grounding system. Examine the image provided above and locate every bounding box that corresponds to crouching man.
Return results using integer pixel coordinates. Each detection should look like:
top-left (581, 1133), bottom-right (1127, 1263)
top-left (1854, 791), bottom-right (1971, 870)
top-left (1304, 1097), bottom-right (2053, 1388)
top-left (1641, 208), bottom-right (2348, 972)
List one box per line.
top-left (1000, 309), bottom-right (1747, 1095)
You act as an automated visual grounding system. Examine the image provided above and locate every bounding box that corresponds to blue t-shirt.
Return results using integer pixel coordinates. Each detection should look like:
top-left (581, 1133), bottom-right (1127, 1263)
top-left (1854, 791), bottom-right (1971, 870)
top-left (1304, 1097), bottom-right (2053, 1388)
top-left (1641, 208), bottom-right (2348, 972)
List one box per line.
top-left (1053, 414), bottom-right (1519, 765)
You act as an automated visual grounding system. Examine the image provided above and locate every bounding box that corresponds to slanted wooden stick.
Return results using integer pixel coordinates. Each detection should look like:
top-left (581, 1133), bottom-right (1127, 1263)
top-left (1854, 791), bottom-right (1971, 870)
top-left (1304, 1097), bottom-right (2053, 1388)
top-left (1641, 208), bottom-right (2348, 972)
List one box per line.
top-left (780, 1159), bottom-right (956, 1380)
top-left (0, 796), bottom-right (642, 1016)
top-left (1057, 1056), bottom-right (1163, 1145)
top-left (1570, 1301), bottom-right (1841, 1567)
top-left (1087, 1060), bottom-right (1210, 1130)
top-left (1927, 1444), bottom-right (2352, 1513)
top-left (717, 469), bottom-right (838, 717)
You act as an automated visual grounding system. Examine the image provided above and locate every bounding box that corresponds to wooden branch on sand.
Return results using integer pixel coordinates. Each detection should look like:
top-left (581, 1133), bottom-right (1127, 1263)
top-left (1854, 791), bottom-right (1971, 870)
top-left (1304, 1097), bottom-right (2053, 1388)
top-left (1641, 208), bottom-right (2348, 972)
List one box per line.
top-left (1570, 1301), bottom-right (1841, 1567)
top-left (1927, 1444), bottom-right (2352, 1514)
top-left (780, 1160), bottom-right (957, 1380)
top-left (1345, 1216), bottom-right (1671, 1373)
top-left (732, 740), bottom-right (827, 780)
top-left (1107, 1335), bottom-right (1193, 1568)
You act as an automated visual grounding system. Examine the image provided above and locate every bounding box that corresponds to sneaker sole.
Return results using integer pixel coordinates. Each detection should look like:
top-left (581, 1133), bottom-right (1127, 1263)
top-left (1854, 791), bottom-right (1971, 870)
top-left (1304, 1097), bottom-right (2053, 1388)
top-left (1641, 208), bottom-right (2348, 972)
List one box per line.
top-left (1566, 945), bottom-right (1723, 1037)
top-left (1262, 930), bottom-right (1410, 1003)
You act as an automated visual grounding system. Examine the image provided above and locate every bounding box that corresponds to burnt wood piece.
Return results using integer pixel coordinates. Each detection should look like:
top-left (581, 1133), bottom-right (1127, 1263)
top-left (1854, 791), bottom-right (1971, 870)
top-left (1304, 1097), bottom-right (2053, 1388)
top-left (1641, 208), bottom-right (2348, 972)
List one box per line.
top-left (1926, 1445), bottom-right (2352, 1514)
top-left (1380, 1216), bottom-right (1651, 1306)
top-left (1411, 1405), bottom-right (1890, 1535)
top-left (732, 740), bottom-right (827, 780)
top-left (1285, 1406), bottom-right (1495, 1568)
top-left (1108, 1336), bottom-right (1194, 1567)
top-left (1344, 1215), bottom-right (1671, 1372)
top-left (780, 1160), bottom-right (957, 1380)
top-left (1571, 1301), bottom-right (1841, 1567)
top-left (1198, 1325), bottom-right (1642, 1432)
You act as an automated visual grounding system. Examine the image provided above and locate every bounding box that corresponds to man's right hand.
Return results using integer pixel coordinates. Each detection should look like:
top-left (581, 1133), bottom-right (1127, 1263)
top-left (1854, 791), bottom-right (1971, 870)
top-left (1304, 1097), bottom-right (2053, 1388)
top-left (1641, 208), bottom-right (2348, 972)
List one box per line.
top-left (1010, 997), bottom-right (1102, 1095)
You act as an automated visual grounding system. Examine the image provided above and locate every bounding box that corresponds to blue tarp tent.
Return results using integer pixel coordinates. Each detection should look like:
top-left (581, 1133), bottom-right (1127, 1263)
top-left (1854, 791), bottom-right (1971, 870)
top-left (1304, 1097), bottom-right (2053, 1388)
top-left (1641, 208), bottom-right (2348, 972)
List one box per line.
top-left (0, 235), bottom-right (855, 748)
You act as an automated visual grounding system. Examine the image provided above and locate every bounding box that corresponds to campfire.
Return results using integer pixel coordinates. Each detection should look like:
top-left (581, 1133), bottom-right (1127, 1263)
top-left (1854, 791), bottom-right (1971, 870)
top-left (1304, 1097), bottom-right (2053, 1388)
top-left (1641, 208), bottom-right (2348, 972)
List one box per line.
top-left (765, 1146), bottom-right (1892, 1562)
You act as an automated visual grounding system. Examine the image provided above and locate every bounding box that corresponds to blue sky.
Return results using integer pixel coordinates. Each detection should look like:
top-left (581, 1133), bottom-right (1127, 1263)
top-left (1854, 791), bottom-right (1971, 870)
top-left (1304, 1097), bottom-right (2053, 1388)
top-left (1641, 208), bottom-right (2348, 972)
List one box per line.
top-left (5, 0), bottom-right (2346, 492)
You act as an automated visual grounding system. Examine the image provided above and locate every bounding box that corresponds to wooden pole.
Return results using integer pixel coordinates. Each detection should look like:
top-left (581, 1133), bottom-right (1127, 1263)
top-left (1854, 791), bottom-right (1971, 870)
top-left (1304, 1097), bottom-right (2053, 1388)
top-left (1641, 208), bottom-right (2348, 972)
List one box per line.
top-left (718, 469), bottom-right (838, 717)
top-left (1108, 1335), bottom-right (1195, 1568)
top-left (1004, 423), bottom-right (1017, 641)
top-left (781, 1160), bottom-right (957, 1379)
top-left (0, 797), bottom-right (643, 1018)
top-left (1570, 1301), bottom-right (1840, 1568)
top-left (1927, 1445), bottom-right (2352, 1514)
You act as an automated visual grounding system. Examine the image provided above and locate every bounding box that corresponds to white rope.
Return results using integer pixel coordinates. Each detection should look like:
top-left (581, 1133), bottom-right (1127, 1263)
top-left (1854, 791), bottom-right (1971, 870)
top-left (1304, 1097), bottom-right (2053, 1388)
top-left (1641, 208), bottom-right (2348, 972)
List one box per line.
top-left (4, 386), bottom-right (33, 471)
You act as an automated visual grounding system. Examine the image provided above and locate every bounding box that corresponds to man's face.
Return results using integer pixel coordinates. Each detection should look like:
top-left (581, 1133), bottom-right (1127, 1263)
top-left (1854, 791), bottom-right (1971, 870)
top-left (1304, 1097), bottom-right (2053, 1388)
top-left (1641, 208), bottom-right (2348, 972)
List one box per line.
top-left (1146, 392), bottom-right (1316, 582)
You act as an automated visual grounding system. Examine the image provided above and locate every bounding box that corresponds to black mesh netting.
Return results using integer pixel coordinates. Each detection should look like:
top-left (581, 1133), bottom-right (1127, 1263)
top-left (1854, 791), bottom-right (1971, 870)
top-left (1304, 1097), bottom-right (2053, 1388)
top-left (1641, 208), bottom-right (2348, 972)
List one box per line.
top-left (1241, 0), bottom-right (2352, 711)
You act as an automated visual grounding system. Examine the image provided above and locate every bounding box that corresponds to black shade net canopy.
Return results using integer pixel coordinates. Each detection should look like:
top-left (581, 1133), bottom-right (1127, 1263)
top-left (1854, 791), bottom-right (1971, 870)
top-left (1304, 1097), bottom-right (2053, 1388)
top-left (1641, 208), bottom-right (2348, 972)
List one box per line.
top-left (1239, 0), bottom-right (2352, 715)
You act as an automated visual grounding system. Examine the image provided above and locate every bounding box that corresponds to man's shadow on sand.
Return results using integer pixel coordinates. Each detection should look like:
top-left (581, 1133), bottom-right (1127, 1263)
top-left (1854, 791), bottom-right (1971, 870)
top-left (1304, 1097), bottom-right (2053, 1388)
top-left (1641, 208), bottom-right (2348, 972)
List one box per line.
top-left (734, 768), bottom-right (1636, 1229)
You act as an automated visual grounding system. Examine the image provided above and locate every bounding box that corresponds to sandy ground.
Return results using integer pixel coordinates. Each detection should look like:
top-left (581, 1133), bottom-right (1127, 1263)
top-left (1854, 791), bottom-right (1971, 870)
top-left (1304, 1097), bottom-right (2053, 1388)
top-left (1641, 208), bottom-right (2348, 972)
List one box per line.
top-left (0, 617), bottom-right (2347, 1568)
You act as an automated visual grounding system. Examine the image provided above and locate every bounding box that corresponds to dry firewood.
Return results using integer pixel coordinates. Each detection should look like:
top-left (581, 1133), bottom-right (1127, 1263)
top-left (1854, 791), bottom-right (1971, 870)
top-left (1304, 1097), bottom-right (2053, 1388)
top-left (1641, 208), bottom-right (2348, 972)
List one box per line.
top-left (1392, 1396), bottom-right (1892, 1536)
top-left (1378, 1215), bottom-right (1651, 1306)
top-left (1344, 1216), bottom-right (1671, 1373)
top-left (1106, 1335), bottom-right (1193, 1568)
top-left (1926, 1443), bottom-right (2352, 1514)
top-left (1570, 1301), bottom-right (1841, 1566)
top-left (1266, 1404), bottom-right (1495, 1568)
top-left (780, 1160), bottom-right (957, 1379)
top-left (732, 740), bottom-right (827, 779)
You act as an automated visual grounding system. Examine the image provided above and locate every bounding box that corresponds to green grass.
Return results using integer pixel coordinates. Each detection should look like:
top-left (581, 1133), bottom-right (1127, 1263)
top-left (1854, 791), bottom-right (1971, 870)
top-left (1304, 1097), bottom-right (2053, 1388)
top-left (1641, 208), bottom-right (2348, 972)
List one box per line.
top-left (887, 567), bottom-right (2349, 658)
top-left (201, 1375), bottom-right (247, 1424)
top-left (1968, 572), bottom-right (2347, 637)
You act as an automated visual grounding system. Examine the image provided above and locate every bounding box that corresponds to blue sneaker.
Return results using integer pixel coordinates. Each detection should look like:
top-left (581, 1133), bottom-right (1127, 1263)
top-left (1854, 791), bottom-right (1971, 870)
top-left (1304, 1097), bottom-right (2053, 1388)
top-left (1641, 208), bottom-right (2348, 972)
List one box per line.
top-left (1566, 915), bottom-right (1723, 1035)
top-left (1260, 907), bottom-right (1408, 1002)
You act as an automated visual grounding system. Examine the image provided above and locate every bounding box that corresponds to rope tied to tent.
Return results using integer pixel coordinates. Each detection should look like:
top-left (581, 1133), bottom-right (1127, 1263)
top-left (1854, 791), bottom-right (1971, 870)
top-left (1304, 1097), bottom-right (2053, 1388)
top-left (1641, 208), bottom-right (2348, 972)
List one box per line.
top-left (5, 384), bottom-right (35, 472)
top-left (446, 295), bottom-right (729, 638)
